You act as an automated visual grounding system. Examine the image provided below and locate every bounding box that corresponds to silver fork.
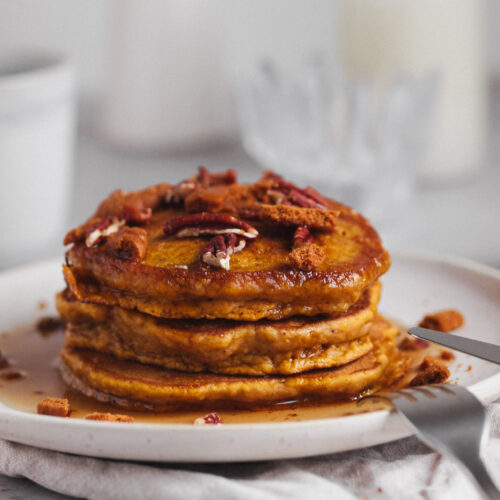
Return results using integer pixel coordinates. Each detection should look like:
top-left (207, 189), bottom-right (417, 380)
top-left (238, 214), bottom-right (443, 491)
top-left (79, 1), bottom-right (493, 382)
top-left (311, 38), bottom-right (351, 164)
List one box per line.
top-left (388, 384), bottom-right (500, 500)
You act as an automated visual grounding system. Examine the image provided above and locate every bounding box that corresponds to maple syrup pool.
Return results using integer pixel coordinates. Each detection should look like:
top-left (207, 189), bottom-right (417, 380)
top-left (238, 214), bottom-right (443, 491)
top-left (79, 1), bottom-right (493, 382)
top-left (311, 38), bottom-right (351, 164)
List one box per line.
top-left (0, 321), bottom-right (447, 424)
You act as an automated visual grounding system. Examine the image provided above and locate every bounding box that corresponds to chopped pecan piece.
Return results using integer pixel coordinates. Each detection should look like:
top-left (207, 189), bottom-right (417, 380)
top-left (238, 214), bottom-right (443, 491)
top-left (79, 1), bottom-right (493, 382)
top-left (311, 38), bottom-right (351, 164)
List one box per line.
top-left (0, 370), bottom-right (24, 380)
top-left (258, 170), bottom-right (328, 208)
top-left (64, 183), bottom-right (170, 246)
top-left (200, 234), bottom-right (246, 271)
top-left (165, 167), bottom-right (237, 205)
top-left (410, 356), bottom-right (450, 386)
top-left (37, 397), bottom-right (71, 417)
top-left (301, 186), bottom-right (330, 208)
top-left (106, 226), bottom-right (148, 262)
top-left (193, 412), bottom-right (223, 425)
top-left (36, 316), bottom-right (64, 336)
top-left (289, 244), bottom-right (325, 271)
top-left (164, 213), bottom-right (258, 239)
top-left (293, 226), bottom-right (314, 247)
top-left (85, 412), bottom-right (134, 423)
top-left (184, 184), bottom-right (253, 213)
top-left (418, 310), bottom-right (464, 333)
top-left (85, 217), bottom-right (125, 247)
top-left (197, 166), bottom-right (237, 186)
top-left (398, 337), bottom-right (429, 351)
top-left (165, 181), bottom-right (200, 205)
top-left (287, 189), bottom-right (319, 208)
top-left (121, 205), bottom-right (152, 224)
top-left (95, 184), bottom-right (170, 218)
top-left (440, 350), bottom-right (455, 361)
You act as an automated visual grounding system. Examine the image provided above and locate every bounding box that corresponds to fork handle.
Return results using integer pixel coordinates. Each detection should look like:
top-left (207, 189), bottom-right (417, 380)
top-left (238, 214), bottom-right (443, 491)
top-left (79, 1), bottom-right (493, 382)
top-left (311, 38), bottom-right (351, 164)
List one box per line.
top-left (456, 454), bottom-right (500, 500)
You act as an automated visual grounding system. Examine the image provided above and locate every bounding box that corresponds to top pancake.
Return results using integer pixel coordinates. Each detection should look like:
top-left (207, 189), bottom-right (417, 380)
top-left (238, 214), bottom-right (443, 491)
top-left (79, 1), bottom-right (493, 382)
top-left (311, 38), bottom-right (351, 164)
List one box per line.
top-left (63, 170), bottom-right (390, 320)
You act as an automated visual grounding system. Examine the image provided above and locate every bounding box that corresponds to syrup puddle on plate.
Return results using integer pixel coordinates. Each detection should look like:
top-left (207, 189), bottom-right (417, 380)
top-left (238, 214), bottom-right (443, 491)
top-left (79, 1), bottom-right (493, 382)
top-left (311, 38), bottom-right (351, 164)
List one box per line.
top-left (0, 322), bottom-right (444, 424)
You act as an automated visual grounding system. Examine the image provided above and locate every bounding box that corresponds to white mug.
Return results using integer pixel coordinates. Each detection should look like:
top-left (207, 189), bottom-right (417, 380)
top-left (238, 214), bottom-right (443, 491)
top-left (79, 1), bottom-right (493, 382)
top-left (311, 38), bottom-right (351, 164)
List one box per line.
top-left (0, 52), bottom-right (75, 268)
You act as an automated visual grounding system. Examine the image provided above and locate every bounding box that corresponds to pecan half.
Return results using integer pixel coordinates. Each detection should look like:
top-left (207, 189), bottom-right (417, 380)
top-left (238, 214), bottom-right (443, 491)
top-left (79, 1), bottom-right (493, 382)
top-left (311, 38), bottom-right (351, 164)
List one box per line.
top-left (165, 181), bottom-right (200, 205)
top-left (260, 171), bottom-right (328, 209)
top-left (105, 226), bottom-right (148, 262)
top-left (85, 217), bottom-right (125, 247)
top-left (121, 205), bottom-right (152, 224)
top-left (164, 213), bottom-right (258, 239)
top-left (293, 226), bottom-right (314, 247)
top-left (193, 412), bottom-right (223, 425)
top-left (301, 186), bottom-right (330, 208)
top-left (165, 167), bottom-right (237, 205)
top-left (197, 165), bottom-right (237, 186)
top-left (64, 183), bottom-right (170, 246)
top-left (184, 184), bottom-right (253, 214)
top-left (200, 234), bottom-right (246, 271)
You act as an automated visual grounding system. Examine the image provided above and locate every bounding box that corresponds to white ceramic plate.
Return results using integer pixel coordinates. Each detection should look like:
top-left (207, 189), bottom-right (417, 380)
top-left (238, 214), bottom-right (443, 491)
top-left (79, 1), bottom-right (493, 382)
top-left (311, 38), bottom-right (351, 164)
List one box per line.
top-left (0, 252), bottom-right (499, 463)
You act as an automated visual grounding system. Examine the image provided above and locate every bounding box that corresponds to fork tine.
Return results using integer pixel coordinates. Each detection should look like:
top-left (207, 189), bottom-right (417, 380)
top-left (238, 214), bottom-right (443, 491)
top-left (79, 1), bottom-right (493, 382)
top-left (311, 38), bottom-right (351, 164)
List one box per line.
top-left (412, 387), bottom-right (438, 398)
top-left (429, 384), bottom-right (456, 396)
top-left (390, 390), bottom-right (418, 402)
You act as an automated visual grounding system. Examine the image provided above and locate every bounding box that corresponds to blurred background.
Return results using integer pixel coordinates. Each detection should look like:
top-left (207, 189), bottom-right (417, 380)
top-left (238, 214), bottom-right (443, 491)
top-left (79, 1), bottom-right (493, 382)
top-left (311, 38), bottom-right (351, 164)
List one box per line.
top-left (0, 0), bottom-right (499, 268)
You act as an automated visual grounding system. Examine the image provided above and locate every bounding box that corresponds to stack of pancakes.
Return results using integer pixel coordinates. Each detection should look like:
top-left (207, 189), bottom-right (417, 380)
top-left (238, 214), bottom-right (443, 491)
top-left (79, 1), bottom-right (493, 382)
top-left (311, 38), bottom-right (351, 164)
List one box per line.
top-left (57, 169), bottom-right (398, 410)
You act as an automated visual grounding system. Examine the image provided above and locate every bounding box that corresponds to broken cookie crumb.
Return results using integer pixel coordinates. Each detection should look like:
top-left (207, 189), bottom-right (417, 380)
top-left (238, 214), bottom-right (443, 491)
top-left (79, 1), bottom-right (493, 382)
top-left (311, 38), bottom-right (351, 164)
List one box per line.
top-left (418, 309), bottom-right (464, 333)
top-left (36, 316), bottom-right (64, 335)
top-left (85, 412), bottom-right (134, 423)
top-left (0, 370), bottom-right (23, 381)
top-left (410, 356), bottom-right (450, 386)
top-left (289, 244), bottom-right (325, 271)
top-left (440, 350), bottom-right (455, 361)
top-left (248, 204), bottom-right (338, 230)
top-left (37, 397), bottom-right (71, 417)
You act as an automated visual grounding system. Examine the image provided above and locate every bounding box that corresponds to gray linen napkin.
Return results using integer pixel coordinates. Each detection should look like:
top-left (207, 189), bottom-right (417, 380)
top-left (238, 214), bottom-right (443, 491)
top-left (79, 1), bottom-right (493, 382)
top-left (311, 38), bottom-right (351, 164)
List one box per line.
top-left (0, 401), bottom-right (498, 500)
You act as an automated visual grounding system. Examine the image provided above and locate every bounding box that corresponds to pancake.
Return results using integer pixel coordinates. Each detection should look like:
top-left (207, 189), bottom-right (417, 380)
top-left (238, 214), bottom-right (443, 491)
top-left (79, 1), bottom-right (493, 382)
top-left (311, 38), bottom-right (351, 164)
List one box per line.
top-left (56, 282), bottom-right (380, 375)
top-left (60, 316), bottom-right (399, 410)
top-left (62, 173), bottom-right (390, 321)
top-left (64, 324), bottom-right (373, 375)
